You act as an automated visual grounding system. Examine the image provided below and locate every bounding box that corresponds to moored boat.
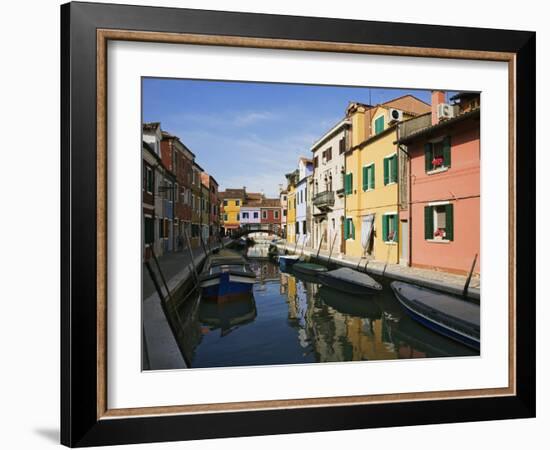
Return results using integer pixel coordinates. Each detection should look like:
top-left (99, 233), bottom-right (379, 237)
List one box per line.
top-left (292, 262), bottom-right (328, 277)
top-left (319, 286), bottom-right (382, 319)
top-left (199, 249), bottom-right (256, 300)
top-left (390, 281), bottom-right (480, 350)
top-left (278, 254), bottom-right (301, 271)
top-left (318, 267), bottom-right (382, 295)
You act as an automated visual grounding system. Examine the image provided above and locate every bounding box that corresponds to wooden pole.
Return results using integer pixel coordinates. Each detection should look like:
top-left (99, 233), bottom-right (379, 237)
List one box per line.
top-left (462, 253), bottom-right (478, 298)
top-left (315, 231), bottom-right (324, 259)
top-left (327, 232), bottom-right (338, 265)
top-left (183, 228), bottom-right (199, 284)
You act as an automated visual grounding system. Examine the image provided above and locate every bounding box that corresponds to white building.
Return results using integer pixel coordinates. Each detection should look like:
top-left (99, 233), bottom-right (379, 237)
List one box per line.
top-left (240, 204), bottom-right (262, 225)
top-left (311, 118), bottom-right (350, 255)
top-left (296, 157), bottom-right (313, 245)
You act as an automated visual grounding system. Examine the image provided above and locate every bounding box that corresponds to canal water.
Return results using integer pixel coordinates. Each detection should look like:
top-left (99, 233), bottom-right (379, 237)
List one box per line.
top-left (173, 243), bottom-right (478, 369)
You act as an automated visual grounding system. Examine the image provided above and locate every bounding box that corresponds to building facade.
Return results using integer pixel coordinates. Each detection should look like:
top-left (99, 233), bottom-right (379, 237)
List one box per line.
top-left (296, 158), bottom-right (313, 245)
top-left (311, 118), bottom-right (350, 255)
top-left (285, 171), bottom-right (299, 244)
top-left (220, 188), bottom-right (246, 236)
top-left (260, 198), bottom-right (282, 234)
top-left (397, 91), bottom-right (480, 274)
top-left (279, 190), bottom-right (288, 238)
top-left (190, 162), bottom-right (204, 248)
top-left (344, 96), bottom-right (431, 263)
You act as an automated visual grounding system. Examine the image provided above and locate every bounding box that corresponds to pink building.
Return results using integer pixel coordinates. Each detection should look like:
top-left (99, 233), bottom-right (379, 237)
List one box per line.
top-left (397, 91), bottom-right (480, 275)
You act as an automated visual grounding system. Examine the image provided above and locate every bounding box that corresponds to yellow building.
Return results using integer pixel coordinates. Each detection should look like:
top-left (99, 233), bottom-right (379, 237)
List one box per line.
top-left (285, 170), bottom-right (299, 244)
top-left (344, 96), bottom-right (430, 263)
top-left (220, 188), bottom-right (245, 235)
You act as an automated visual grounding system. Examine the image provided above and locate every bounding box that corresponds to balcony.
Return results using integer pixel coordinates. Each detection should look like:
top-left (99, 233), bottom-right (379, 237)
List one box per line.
top-left (312, 190), bottom-right (335, 211)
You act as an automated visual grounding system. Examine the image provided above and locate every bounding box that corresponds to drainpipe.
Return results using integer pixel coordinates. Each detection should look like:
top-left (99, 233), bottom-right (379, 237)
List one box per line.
top-left (398, 143), bottom-right (412, 267)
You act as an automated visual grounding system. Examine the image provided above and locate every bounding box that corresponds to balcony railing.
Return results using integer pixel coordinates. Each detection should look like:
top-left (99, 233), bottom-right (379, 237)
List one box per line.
top-left (312, 190), bottom-right (335, 210)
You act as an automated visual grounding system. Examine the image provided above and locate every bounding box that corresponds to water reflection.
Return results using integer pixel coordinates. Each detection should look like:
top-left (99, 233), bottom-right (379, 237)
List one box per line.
top-left (172, 243), bottom-right (478, 368)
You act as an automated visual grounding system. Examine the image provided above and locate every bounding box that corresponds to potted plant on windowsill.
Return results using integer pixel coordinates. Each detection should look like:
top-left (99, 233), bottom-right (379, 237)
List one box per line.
top-left (433, 228), bottom-right (446, 240)
top-left (431, 157), bottom-right (444, 169)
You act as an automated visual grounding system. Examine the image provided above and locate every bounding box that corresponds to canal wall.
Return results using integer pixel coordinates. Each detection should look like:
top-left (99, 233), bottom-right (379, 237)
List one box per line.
top-left (142, 241), bottom-right (230, 370)
top-left (276, 243), bottom-right (480, 301)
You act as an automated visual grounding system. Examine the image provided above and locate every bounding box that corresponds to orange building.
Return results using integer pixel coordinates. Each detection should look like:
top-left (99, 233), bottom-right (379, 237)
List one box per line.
top-left (397, 91), bottom-right (480, 275)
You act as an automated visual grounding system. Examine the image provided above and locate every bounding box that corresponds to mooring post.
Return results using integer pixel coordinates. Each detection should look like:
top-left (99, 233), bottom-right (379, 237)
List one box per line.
top-left (315, 232), bottom-right (324, 259)
top-left (462, 253), bottom-right (478, 298)
top-left (327, 232), bottom-right (338, 265)
top-left (183, 228), bottom-right (200, 284)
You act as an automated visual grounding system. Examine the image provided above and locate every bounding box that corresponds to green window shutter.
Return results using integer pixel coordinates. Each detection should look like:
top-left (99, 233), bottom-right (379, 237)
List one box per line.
top-left (391, 155), bottom-right (398, 183)
top-left (351, 219), bottom-right (355, 240)
top-left (382, 215), bottom-right (388, 242)
top-left (362, 166), bottom-right (368, 191)
top-left (443, 136), bottom-right (452, 168)
top-left (368, 165), bottom-right (375, 189)
top-left (349, 173), bottom-right (353, 194)
top-left (344, 173), bottom-right (349, 194)
top-left (424, 143), bottom-right (433, 172)
top-left (344, 218), bottom-right (349, 239)
top-left (424, 206), bottom-right (433, 239)
top-left (393, 215), bottom-right (399, 243)
top-left (383, 158), bottom-right (389, 185)
top-left (375, 116), bottom-right (384, 134)
top-left (445, 203), bottom-right (454, 241)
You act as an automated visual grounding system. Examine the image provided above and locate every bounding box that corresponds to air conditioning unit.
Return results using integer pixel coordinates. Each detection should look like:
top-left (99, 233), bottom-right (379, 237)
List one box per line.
top-left (388, 108), bottom-right (403, 123)
top-left (437, 103), bottom-right (456, 121)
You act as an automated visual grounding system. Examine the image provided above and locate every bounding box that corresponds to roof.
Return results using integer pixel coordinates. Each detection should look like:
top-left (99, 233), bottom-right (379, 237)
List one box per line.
top-left (299, 157), bottom-right (313, 164)
top-left (395, 108), bottom-right (480, 145)
top-left (246, 192), bottom-right (264, 201)
top-left (311, 118), bottom-right (350, 152)
top-left (450, 91), bottom-right (480, 102)
top-left (219, 188), bottom-right (246, 199)
top-left (143, 122), bottom-right (161, 131)
top-left (261, 198), bottom-right (281, 207)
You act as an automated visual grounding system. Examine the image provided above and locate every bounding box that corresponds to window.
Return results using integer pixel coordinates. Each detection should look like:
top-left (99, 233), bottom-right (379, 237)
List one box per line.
top-left (344, 218), bottom-right (355, 240)
top-left (362, 164), bottom-right (375, 191)
top-left (235, 200), bottom-right (240, 206)
top-left (326, 147), bottom-right (332, 162)
top-left (274, 210), bottom-right (279, 219)
top-left (223, 200), bottom-right (228, 207)
top-left (253, 212), bottom-right (259, 219)
top-left (383, 154), bottom-right (397, 185)
top-left (283, 209), bottom-right (287, 217)
top-left (374, 115), bottom-right (384, 134)
top-left (339, 137), bottom-right (346, 154)
top-left (283, 195), bottom-right (287, 201)
top-left (242, 212), bottom-right (249, 219)
top-left (223, 214), bottom-right (228, 221)
top-left (159, 219), bottom-right (164, 238)
top-left (262, 210), bottom-right (267, 219)
top-left (302, 221), bottom-right (307, 234)
top-left (424, 204), bottom-right (454, 241)
top-left (236, 213), bottom-right (240, 221)
top-left (425, 137), bottom-right (452, 172)
top-left (344, 172), bottom-right (353, 195)
top-left (382, 214), bottom-right (398, 242)
top-left (174, 183), bottom-right (178, 202)
top-left (145, 167), bottom-right (154, 193)
top-left (295, 221), bottom-right (299, 235)
top-left (144, 217), bottom-right (154, 244)
top-left (313, 156), bottom-right (318, 168)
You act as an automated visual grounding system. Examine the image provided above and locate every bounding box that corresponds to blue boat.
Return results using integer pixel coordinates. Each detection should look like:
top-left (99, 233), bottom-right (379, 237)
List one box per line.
top-left (200, 250), bottom-right (256, 301)
top-left (390, 281), bottom-right (480, 350)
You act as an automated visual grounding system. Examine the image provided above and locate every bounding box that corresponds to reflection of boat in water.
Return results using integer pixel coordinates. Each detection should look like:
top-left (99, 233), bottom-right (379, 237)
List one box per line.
top-left (388, 313), bottom-right (478, 358)
top-left (319, 286), bottom-right (382, 319)
top-left (199, 293), bottom-right (257, 336)
top-left (318, 267), bottom-right (382, 295)
top-left (391, 281), bottom-right (480, 350)
top-left (289, 266), bottom-right (322, 284)
top-left (292, 262), bottom-right (328, 277)
top-left (199, 249), bottom-right (256, 300)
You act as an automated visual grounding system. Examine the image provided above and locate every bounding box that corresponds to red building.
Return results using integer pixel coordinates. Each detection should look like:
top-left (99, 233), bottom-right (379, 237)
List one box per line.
top-left (161, 131), bottom-right (195, 250)
top-left (260, 198), bottom-right (282, 235)
top-left (397, 91), bottom-right (480, 275)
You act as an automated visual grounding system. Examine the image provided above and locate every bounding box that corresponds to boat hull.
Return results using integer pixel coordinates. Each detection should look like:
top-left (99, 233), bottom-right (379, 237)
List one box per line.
top-left (392, 284), bottom-right (480, 350)
top-left (201, 272), bottom-right (255, 301)
top-left (292, 262), bottom-right (328, 276)
top-left (318, 273), bottom-right (381, 295)
top-left (278, 255), bottom-right (300, 271)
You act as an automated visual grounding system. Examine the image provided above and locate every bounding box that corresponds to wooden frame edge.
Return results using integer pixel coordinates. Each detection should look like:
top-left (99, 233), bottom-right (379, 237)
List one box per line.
top-left (95, 28), bottom-right (517, 421)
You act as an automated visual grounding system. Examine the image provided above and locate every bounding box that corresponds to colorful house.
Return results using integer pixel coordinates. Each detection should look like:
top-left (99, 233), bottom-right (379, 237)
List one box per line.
top-left (396, 91), bottom-right (480, 274)
top-left (219, 188), bottom-right (245, 237)
top-left (280, 189), bottom-right (288, 238)
top-left (344, 96), bottom-right (431, 263)
top-left (296, 157), bottom-right (313, 245)
top-left (285, 171), bottom-right (299, 244)
top-left (260, 198), bottom-right (282, 234)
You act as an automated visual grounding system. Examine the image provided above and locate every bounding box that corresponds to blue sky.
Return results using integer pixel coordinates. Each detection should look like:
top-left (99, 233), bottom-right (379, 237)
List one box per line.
top-left (143, 78), bottom-right (445, 197)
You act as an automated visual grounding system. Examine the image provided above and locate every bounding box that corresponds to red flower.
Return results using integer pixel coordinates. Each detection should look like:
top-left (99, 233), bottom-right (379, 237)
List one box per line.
top-left (432, 157), bottom-right (444, 168)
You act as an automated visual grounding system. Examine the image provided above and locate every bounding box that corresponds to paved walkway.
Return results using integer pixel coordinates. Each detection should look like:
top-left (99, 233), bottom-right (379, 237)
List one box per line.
top-left (277, 242), bottom-right (480, 300)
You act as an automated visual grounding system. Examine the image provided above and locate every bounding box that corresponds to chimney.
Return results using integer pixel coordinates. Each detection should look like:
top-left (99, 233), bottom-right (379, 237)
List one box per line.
top-left (431, 90), bottom-right (446, 125)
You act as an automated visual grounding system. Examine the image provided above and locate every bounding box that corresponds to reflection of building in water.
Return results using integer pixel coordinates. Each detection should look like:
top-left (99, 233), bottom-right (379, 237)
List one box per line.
top-left (279, 273), bottom-right (288, 295)
top-left (284, 274), bottom-right (398, 363)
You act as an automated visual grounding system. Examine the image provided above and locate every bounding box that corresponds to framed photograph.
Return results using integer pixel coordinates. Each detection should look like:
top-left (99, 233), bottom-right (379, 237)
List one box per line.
top-left (61, 1), bottom-right (535, 447)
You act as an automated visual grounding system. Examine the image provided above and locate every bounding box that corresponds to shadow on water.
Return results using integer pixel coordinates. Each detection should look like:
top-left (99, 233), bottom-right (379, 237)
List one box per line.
top-left (169, 242), bottom-right (478, 369)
